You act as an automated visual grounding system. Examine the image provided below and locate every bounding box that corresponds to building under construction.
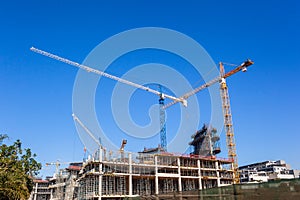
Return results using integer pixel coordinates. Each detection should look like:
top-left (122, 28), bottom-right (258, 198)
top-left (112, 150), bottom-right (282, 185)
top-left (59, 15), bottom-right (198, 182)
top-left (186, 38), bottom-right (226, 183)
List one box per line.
top-left (75, 145), bottom-right (234, 199)
top-left (34, 131), bottom-right (234, 200)
top-left (29, 48), bottom-right (255, 199)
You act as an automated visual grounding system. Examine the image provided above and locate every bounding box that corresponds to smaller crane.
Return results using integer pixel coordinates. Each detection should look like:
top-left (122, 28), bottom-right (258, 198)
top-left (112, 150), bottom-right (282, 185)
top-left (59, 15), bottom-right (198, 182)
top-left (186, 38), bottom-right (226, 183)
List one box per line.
top-left (119, 139), bottom-right (127, 152)
top-left (45, 160), bottom-right (72, 177)
top-left (72, 113), bottom-right (108, 160)
top-left (72, 113), bottom-right (102, 148)
top-left (119, 139), bottom-right (127, 161)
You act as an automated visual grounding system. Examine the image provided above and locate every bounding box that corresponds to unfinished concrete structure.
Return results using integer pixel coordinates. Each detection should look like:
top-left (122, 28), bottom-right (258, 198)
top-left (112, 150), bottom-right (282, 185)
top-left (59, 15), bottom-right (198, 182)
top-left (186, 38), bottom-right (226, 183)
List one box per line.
top-left (77, 148), bottom-right (234, 199)
top-left (49, 163), bottom-right (82, 200)
top-left (29, 178), bottom-right (51, 200)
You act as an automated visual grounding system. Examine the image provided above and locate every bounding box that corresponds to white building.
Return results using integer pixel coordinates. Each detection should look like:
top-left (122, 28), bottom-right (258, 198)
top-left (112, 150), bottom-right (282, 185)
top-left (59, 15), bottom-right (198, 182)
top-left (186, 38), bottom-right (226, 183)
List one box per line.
top-left (240, 170), bottom-right (268, 183)
top-left (239, 160), bottom-right (296, 183)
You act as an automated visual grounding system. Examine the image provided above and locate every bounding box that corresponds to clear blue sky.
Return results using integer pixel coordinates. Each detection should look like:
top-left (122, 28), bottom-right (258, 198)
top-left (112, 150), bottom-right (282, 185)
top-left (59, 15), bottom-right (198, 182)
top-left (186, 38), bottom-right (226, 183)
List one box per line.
top-left (0, 0), bottom-right (299, 177)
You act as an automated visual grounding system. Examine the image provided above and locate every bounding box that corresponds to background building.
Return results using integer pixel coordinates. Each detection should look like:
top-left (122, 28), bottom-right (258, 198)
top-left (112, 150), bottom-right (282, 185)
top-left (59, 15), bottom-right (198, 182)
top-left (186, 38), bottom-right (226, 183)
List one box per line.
top-left (29, 178), bottom-right (51, 200)
top-left (239, 160), bottom-right (297, 183)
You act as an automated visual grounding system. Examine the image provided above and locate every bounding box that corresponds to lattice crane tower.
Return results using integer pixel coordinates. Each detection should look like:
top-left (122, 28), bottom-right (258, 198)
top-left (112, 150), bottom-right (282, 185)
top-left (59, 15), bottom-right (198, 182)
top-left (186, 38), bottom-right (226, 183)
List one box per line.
top-left (219, 60), bottom-right (253, 183)
top-left (164, 59), bottom-right (254, 184)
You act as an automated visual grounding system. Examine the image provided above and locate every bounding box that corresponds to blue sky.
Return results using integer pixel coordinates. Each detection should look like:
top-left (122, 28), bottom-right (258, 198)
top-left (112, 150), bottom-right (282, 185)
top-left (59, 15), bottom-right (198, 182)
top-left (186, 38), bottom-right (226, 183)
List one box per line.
top-left (0, 0), bottom-right (299, 177)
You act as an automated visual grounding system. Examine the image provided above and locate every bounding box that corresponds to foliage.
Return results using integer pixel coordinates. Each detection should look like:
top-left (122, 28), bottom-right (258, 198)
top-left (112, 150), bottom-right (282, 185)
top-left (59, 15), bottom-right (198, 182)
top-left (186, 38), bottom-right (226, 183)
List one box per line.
top-left (0, 134), bottom-right (42, 200)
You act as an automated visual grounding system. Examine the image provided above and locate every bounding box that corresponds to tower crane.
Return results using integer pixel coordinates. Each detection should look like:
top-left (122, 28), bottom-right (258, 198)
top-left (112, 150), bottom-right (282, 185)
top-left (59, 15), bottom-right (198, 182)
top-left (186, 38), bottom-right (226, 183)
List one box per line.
top-left (158, 85), bottom-right (167, 151)
top-left (72, 114), bottom-right (108, 159)
top-left (72, 114), bottom-right (102, 148)
top-left (30, 47), bottom-right (183, 153)
top-left (163, 59), bottom-right (254, 184)
top-left (45, 160), bottom-right (72, 177)
top-left (74, 113), bottom-right (127, 161)
top-left (31, 46), bottom-right (253, 178)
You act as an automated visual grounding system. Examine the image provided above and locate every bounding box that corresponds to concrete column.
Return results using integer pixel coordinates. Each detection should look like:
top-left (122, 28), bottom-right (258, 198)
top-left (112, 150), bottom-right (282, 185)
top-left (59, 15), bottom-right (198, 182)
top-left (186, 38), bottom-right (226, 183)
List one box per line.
top-left (177, 157), bottom-right (182, 192)
top-left (99, 148), bottom-right (102, 162)
top-left (155, 156), bottom-right (159, 195)
top-left (33, 182), bottom-right (38, 200)
top-left (50, 187), bottom-right (53, 200)
top-left (129, 153), bottom-right (132, 196)
top-left (231, 162), bottom-right (235, 183)
top-left (98, 148), bottom-right (102, 200)
top-left (197, 160), bottom-right (202, 190)
top-left (215, 161), bottom-right (220, 187)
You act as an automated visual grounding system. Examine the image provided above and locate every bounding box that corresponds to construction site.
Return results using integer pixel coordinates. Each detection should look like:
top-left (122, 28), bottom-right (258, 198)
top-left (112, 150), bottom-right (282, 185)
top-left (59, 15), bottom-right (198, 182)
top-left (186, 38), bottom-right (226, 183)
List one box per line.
top-left (29, 47), bottom-right (254, 200)
top-left (39, 144), bottom-right (234, 199)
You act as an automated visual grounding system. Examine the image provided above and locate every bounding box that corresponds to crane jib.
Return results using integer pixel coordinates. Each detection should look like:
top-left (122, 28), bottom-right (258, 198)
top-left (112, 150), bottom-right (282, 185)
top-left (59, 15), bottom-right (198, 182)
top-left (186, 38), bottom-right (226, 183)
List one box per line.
top-left (30, 47), bottom-right (186, 106)
top-left (163, 60), bottom-right (254, 109)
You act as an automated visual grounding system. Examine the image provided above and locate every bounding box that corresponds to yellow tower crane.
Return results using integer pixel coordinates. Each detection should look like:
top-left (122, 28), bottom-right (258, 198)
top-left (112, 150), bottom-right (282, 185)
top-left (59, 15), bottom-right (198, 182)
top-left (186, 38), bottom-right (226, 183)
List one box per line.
top-left (164, 59), bottom-right (254, 184)
top-left (219, 60), bottom-right (253, 183)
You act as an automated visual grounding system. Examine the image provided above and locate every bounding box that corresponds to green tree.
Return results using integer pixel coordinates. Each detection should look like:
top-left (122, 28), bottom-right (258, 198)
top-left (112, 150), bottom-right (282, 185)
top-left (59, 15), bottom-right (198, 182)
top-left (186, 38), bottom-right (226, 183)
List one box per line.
top-left (0, 134), bottom-right (42, 200)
